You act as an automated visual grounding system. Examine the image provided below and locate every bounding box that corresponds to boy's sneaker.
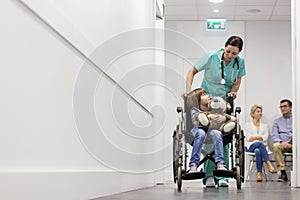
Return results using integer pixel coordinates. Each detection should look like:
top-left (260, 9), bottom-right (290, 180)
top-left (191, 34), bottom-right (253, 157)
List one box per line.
top-left (205, 177), bottom-right (216, 188)
top-left (218, 180), bottom-right (229, 187)
top-left (217, 162), bottom-right (228, 171)
top-left (188, 163), bottom-right (198, 173)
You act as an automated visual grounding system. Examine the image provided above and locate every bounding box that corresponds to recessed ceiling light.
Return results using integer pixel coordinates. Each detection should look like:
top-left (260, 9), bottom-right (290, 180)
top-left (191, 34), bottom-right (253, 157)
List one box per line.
top-left (214, 9), bottom-right (219, 13)
top-left (247, 8), bottom-right (261, 13)
top-left (209, 0), bottom-right (224, 3)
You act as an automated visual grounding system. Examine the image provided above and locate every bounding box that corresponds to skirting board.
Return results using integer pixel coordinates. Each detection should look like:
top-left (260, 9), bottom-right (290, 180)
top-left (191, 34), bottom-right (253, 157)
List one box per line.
top-left (0, 171), bottom-right (155, 200)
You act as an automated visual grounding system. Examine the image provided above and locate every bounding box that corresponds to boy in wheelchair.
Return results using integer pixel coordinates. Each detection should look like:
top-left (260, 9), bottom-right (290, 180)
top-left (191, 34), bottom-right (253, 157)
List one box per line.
top-left (188, 88), bottom-right (236, 174)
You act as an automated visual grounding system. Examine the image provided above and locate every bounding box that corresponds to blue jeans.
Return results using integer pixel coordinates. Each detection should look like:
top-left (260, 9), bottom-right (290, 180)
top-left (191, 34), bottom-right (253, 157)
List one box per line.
top-left (246, 141), bottom-right (270, 172)
top-left (189, 127), bottom-right (224, 166)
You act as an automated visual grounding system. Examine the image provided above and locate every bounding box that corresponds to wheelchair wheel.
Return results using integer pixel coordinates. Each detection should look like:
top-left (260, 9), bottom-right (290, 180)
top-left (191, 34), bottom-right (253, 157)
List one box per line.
top-left (234, 126), bottom-right (244, 189)
top-left (172, 128), bottom-right (179, 184)
top-left (237, 129), bottom-right (245, 183)
top-left (236, 165), bottom-right (241, 189)
top-left (173, 125), bottom-right (183, 189)
top-left (177, 165), bottom-right (182, 190)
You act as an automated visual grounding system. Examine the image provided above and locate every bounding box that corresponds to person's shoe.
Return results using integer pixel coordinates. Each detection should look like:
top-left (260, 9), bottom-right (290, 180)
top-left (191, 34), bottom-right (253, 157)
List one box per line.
top-left (188, 163), bottom-right (198, 173)
top-left (205, 177), bottom-right (216, 188)
top-left (277, 173), bottom-right (288, 182)
top-left (218, 180), bottom-right (229, 187)
top-left (266, 161), bottom-right (277, 174)
top-left (257, 172), bottom-right (263, 182)
top-left (217, 162), bottom-right (228, 171)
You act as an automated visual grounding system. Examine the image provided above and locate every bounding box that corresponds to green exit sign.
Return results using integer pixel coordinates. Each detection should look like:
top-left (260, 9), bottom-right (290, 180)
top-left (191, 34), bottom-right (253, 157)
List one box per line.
top-left (206, 19), bottom-right (226, 31)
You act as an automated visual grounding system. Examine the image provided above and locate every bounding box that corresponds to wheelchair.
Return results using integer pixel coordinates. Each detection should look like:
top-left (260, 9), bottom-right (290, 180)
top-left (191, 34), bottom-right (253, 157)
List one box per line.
top-left (172, 89), bottom-right (245, 190)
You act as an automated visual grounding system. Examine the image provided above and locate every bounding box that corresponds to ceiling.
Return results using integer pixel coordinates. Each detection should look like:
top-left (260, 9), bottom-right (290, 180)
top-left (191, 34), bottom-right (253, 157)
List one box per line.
top-left (164, 0), bottom-right (291, 21)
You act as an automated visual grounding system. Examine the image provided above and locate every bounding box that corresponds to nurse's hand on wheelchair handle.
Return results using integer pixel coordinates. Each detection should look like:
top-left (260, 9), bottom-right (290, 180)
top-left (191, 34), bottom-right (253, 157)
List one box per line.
top-left (228, 92), bottom-right (237, 99)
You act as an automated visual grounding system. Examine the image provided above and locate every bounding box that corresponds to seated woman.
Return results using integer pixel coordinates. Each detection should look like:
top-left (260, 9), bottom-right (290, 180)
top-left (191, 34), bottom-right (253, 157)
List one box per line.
top-left (244, 105), bottom-right (277, 182)
top-left (187, 88), bottom-right (228, 174)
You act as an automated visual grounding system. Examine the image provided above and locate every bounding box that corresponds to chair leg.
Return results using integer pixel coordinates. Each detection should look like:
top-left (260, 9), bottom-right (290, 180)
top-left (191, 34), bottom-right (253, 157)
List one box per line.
top-left (262, 164), bottom-right (268, 181)
top-left (246, 156), bottom-right (255, 181)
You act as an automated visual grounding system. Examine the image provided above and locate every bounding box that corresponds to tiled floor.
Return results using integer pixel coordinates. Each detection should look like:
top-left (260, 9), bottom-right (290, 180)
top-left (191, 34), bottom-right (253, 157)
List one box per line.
top-left (94, 180), bottom-right (300, 200)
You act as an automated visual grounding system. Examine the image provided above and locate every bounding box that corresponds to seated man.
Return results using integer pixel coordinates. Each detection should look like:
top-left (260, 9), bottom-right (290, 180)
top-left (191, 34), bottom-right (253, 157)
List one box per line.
top-left (272, 99), bottom-right (293, 182)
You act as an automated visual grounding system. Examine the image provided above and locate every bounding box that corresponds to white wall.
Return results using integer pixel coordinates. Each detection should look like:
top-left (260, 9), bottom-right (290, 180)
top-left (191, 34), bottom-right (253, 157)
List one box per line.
top-left (244, 21), bottom-right (291, 125)
top-left (0, 0), bottom-right (159, 199)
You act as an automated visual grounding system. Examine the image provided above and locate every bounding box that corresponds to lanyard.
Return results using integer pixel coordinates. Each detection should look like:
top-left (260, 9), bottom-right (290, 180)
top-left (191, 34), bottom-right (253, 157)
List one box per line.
top-left (221, 53), bottom-right (240, 85)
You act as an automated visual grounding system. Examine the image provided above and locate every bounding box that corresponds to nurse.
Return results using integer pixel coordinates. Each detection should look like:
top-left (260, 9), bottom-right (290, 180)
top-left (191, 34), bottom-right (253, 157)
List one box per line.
top-left (186, 35), bottom-right (246, 187)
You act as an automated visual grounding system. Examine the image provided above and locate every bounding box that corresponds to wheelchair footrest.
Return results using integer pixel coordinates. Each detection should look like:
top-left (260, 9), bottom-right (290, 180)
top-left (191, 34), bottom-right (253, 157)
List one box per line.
top-left (182, 171), bottom-right (205, 180)
top-left (213, 169), bottom-right (234, 178)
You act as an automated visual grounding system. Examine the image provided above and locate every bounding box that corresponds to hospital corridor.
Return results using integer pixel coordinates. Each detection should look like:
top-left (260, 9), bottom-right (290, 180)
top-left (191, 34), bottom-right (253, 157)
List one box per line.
top-left (1, 0), bottom-right (300, 200)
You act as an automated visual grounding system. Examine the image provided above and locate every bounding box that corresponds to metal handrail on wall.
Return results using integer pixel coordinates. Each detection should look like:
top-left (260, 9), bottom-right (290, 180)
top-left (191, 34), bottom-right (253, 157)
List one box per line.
top-left (17, 0), bottom-right (154, 118)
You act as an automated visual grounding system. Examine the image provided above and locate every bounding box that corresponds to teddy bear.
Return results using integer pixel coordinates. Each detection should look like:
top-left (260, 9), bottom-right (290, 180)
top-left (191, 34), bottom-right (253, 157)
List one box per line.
top-left (196, 97), bottom-right (236, 133)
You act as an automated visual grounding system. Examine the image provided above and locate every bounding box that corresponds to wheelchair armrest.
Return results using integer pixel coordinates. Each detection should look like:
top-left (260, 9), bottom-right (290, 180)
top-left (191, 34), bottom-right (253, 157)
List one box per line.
top-left (177, 106), bottom-right (183, 113)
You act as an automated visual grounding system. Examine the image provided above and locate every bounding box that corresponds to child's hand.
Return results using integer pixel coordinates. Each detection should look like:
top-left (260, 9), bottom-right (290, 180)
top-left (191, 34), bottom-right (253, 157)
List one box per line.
top-left (209, 114), bottom-right (226, 123)
top-left (215, 115), bottom-right (226, 123)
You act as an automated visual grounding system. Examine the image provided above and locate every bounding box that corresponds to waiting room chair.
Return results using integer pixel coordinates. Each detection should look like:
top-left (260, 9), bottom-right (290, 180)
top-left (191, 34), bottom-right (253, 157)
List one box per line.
top-left (245, 151), bottom-right (273, 181)
top-left (283, 152), bottom-right (293, 170)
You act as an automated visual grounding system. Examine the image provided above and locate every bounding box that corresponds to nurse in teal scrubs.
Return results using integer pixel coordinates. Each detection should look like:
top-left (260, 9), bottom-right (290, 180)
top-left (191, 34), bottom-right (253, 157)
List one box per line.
top-left (186, 35), bottom-right (246, 187)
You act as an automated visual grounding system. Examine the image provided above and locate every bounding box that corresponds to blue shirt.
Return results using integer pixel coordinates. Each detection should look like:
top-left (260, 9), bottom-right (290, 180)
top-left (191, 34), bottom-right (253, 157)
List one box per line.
top-left (194, 48), bottom-right (246, 98)
top-left (271, 114), bottom-right (293, 143)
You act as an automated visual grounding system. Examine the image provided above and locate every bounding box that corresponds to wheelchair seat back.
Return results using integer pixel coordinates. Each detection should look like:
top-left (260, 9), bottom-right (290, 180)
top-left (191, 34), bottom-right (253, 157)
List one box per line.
top-left (184, 89), bottom-right (209, 145)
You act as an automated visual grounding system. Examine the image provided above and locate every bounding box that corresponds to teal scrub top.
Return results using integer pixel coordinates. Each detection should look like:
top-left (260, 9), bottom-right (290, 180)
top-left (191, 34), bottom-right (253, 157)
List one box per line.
top-left (194, 48), bottom-right (246, 98)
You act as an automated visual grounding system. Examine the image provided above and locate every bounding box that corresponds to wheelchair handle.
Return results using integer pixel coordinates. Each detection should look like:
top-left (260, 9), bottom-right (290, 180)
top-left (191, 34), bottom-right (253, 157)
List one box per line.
top-left (177, 106), bottom-right (183, 113)
top-left (226, 96), bottom-right (234, 114)
top-left (235, 107), bottom-right (241, 114)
